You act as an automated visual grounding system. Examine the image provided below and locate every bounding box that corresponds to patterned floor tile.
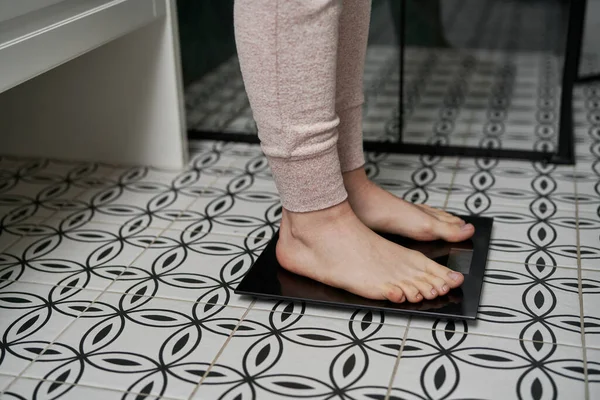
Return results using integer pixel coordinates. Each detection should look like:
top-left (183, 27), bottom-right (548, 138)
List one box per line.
top-left (0, 373), bottom-right (16, 392)
top-left (107, 229), bottom-right (268, 308)
top-left (19, 293), bottom-right (246, 399)
top-left (40, 142), bottom-right (244, 233)
top-left (411, 261), bottom-right (585, 347)
top-left (0, 282), bottom-right (102, 377)
top-left (0, 217), bottom-right (160, 290)
top-left (1, 377), bottom-right (162, 400)
top-left (391, 327), bottom-right (587, 399)
top-left (574, 158), bottom-right (600, 214)
top-left (589, 348), bottom-right (600, 400)
top-left (172, 173), bottom-right (281, 239)
top-left (51, 166), bottom-right (214, 229)
top-left (575, 144), bottom-right (599, 166)
top-left (0, 161), bottom-right (117, 256)
top-left (578, 211), bottom-right (600, 270)
top-left (0, 216), bottom-right (47, 254)
top-left (224, 149), bottom-right (277, 192)
top-left (0, 160), bottom-right (116, 222)
top-left (192, 308), bottom-right (406, 400)
top-left (250, 298), bottom-right (409, 330)
top-left (581, 269), bottom-right (600, 350)
top-left (445, 201), bottom-right (579, 269)
top-left (365, 153), bottom-right (457, 205)
top-left (449, 158), bottom-right (578, 211)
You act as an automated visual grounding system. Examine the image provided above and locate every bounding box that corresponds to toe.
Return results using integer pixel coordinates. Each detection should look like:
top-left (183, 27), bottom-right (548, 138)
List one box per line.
top-left (424, 258), bottom-right (465, 289)
top-left (446, 270), bottom-right (465, 287)
top-left (424, 273), bottom-right (449, 295)
top-left (397, 282), bottom-right (422, 303)
top-left (413, 279), bottom-right (438, 300)
top-left (417, 205), bottom-right (465, 226)
top-left (436, 213), bottom-right (465, 225)
top-left (383, 284), bottom-right (406, 303)
top-left (397, 281), bottom-right (423, 303)
top-left (432, 219), bottom-right (475, 242)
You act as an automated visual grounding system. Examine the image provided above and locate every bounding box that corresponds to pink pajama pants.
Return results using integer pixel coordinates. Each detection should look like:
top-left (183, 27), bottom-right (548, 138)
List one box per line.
top-left (234, 0), bottom-right (372, 212)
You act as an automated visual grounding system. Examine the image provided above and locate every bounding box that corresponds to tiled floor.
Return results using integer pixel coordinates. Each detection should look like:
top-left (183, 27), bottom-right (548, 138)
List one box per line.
top-left (1, 103), bottom-right (599, 399)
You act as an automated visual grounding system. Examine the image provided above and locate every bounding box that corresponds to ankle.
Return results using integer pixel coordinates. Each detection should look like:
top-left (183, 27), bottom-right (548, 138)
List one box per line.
top-left (281, 200), bottom-right (354, 240)
top-left (342, 167), bottom-right (373, 196)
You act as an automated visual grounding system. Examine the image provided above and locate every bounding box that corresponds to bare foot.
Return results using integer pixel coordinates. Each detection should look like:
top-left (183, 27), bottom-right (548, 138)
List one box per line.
top-left (276, 201), bottom-right (465, 303)
top-left (343, 168), bottom-right (475, 242)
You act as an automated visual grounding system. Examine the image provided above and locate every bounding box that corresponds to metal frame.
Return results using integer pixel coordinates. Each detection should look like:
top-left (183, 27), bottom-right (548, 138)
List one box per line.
top-left (188, 0), bottom-right (584, 165)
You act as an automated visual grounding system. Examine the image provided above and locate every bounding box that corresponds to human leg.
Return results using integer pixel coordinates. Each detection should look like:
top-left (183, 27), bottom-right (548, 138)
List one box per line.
top-left (234, 0), bottom-right (465, 302)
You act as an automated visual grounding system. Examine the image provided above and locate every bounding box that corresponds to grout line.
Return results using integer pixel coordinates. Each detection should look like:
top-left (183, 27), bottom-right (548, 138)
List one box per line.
top-left (442, 157), bottom-right (461, 211)
top-left (187, 299), bottom-right (256, 400)
top-left (574, 176), bottom-right (590, 400)
top-left (443, 195), bottom-right (581, 214)
top-left (405, 324), bottom-right (589, 350)
top-left (2, 219), bottom-right (175, 393)
top-left (484, 258), bottom-right (583, 271)
top-left (385, 317), bottom-right (411, 400)
top-left (0, 277), bottom-right (253, 311)
top-left (442, 106), bottom-right (474, 213)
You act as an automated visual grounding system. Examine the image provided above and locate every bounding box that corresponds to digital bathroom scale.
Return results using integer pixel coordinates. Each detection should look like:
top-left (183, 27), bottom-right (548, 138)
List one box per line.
top-left (235, 216), bottom-right (493, 320)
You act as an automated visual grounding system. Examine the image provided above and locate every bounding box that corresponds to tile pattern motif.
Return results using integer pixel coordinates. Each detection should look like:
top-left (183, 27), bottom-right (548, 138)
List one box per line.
top-left (2, 4), bottom-right (600, 399)
top-left (1, 124), bottom-right (599, 399)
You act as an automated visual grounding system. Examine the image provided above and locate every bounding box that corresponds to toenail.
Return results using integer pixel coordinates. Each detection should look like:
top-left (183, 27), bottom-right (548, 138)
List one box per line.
top-left (461, 223), bottom-right (474, 231)
top-left (448, 271), bottom-right (462, 281)
top-left (442, 284), bottom-right (449, 292)
top-left (431, 289), bottom-right (437, 296)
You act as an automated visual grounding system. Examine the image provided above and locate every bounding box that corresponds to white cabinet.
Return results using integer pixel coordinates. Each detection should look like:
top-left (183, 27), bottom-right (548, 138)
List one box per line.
top-left (0, 0), bottom-right (65, 23)
top-left (0, 0), bottom-right (187, 168)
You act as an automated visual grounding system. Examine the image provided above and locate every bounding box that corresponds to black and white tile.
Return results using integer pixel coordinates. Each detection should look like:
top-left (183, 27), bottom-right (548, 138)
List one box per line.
top-left (2, 376), bottom-right (166, 400)
top-left (191, 307), bottom-right (405, 400)
top-left (0, 160), bottom-right (117, 254)
top-left (589, 348), bottom-right (600, 400)
top-left (250, 298), bottom-right (409, 338)
top-left (17, 292), bottom-right (247, 399)
top-left (0, 281), bottom-right (103, 378)
top-left (107, 229), bottom-right (269, 308)
top-left (449, 158), bottom-right (578, 211)
top-left (446, 200), bottom-right (580, 269)
top-left (581, 269), bottom-right (600, 350)
top-left (1, 133), bottom-right (598, 398)
top-left (365, 152), bottom-right (457, 206)
top-left (578, 210), bottom-right (600, 271)
top-left (0, 138), bottom-right (596, 398)
top-left (0, 217), bottom-right (161, 291)
top-left (391, 326), bottom-right (588, 400)
top-left (412, 260), bottom-right (588, 347)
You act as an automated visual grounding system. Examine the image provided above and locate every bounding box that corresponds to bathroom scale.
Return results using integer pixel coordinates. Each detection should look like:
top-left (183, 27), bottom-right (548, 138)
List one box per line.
top-left (235, 216), bottom-right (493, 320)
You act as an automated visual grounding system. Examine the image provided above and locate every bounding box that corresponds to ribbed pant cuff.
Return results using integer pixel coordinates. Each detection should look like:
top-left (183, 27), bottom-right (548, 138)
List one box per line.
top-left (266, 146), bottom-right (348, 212)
